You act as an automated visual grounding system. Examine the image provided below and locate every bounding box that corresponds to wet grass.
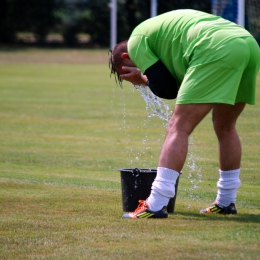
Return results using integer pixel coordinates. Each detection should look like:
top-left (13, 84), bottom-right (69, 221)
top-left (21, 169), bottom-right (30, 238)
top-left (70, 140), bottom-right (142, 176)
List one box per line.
top-left (0, 49), bottom-right (259, 259)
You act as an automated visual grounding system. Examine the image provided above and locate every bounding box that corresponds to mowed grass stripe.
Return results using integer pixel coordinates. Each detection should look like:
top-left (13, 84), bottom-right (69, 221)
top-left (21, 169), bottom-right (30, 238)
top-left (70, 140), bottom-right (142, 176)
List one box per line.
top-left (0, 49), bottom-right (259, 259)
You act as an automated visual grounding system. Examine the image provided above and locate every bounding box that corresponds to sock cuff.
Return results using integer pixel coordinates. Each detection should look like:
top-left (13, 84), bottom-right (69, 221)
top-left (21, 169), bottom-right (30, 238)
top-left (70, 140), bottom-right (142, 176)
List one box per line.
top-left (219, 169), bottom-right (240, 180)
top-left (156, 167), bottom-right (179, 183)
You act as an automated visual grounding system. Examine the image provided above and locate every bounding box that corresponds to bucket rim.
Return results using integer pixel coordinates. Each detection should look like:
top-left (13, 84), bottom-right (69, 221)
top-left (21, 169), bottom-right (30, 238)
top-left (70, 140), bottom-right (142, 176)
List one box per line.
top-left (119, 168), bottom-right (157, 173)
top-left (119, 168), bottom-right (182, 174)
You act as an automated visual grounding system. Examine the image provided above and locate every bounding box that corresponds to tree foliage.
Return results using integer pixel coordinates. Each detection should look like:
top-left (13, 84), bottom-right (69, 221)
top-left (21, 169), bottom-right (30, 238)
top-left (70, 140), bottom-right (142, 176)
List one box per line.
top-left (0, 0), bottom-right (211, 47)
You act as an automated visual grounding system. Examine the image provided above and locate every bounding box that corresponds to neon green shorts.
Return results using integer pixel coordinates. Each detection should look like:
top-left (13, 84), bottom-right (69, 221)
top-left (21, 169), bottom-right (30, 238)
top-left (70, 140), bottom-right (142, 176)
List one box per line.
top-left (176, 36), bottom-right (260, 105)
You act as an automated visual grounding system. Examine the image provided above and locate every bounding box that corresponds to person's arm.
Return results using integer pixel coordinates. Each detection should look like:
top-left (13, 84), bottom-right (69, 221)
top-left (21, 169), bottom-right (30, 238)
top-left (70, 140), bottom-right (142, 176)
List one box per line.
top-left (144, 60), bottom-right (179, 99)
top-left (120, 60), bottom-right (179, 99)
top-left (120, 66), bottom-right (148, 86)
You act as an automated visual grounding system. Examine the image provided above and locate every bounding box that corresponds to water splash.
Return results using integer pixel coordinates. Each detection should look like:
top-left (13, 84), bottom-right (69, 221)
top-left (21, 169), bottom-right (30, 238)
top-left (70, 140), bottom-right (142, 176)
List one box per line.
top-left (133, 85), bottom-right (202, 208)
top-left (116, 84), bottom-right (202, 204)
top-left (185, 136), bottom-right (202, 208)
top-left (133, 85), bottom-right (170, 124)
top-left (118, 85), bottom-right (171, 168)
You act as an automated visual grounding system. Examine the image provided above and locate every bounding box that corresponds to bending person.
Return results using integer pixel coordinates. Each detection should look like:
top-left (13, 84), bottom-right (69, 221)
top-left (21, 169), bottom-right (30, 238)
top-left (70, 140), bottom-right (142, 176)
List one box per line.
top-left (109, 9), bottom-right (260, 219)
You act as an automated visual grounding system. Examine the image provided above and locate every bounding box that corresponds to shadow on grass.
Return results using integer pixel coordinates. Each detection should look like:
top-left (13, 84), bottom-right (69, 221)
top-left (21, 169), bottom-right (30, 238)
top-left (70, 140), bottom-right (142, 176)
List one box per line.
top-left (172, 211), bottom-right (260, 224)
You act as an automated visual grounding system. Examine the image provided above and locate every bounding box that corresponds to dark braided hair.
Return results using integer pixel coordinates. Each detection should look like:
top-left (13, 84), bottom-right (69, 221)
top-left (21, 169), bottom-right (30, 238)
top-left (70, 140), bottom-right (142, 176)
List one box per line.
top-left (108, 40), bottom-right (128, 88)
top-left (108, 49), bottom-right (123, 87)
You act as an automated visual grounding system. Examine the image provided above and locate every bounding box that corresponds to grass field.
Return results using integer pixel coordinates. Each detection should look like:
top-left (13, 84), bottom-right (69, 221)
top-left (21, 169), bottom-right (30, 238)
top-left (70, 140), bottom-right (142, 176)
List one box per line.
top-left (0, 48), bottom-right (259, 260)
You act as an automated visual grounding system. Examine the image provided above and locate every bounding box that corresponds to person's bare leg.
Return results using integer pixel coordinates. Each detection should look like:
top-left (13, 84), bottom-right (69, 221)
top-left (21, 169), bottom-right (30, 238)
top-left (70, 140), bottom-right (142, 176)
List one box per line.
top-left (147, 103), bottom-right (214, 211)
top-left (211, 102), bottom-right (246, 208)
top-left (158, 103), bottom-right (214, 171)
top-left (212, 103), bottom-right (246, 170)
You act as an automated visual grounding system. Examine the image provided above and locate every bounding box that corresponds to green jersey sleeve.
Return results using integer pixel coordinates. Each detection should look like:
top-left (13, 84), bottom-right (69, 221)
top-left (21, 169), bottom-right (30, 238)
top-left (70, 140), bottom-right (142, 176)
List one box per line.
top-left (128, 35), bottom-right (159, 74)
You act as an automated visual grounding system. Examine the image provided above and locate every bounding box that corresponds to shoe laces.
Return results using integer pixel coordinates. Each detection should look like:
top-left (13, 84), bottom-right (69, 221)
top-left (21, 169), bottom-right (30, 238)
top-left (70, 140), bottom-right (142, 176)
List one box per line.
top-left (133, 200), bottom-right (148, 213)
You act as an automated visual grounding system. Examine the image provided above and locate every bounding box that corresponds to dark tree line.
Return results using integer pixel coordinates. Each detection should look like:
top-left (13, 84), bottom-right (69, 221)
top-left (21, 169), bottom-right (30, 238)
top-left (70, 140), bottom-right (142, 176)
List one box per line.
top-left (0, 0), bottom-right (211, 47)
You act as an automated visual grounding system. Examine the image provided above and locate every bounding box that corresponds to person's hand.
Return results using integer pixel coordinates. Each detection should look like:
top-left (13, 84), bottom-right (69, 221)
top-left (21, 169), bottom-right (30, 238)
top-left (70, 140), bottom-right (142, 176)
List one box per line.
top-left (120, 66), bottom-right (148, 86)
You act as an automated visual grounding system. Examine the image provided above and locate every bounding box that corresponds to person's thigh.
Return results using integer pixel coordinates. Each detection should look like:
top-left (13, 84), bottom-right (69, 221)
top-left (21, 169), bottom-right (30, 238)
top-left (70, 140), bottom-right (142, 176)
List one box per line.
top-left (168, 103), bottom-right (214, 135)
top-left (212, 103), bottom-right (246, 130)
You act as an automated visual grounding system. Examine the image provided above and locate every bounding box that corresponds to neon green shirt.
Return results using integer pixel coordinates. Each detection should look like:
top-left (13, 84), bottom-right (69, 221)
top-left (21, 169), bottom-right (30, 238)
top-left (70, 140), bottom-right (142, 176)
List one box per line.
top-left (128, 9), bottom-right (251, 86)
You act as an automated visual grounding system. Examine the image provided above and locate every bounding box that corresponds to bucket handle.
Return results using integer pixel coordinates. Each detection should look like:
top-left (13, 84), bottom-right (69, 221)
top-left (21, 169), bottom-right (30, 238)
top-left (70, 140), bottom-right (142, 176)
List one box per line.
top-left (132, 168), bottom-right (140, 177)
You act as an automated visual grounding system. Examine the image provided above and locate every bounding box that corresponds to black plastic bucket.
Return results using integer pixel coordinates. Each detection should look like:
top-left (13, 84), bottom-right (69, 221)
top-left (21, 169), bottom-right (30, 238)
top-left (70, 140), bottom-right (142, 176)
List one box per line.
top-left (119, 168), bottom-right (181, 213)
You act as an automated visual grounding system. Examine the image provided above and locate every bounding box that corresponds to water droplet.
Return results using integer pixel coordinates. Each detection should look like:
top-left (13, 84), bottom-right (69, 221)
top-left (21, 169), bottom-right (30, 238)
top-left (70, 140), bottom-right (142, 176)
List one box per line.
top-left (184, 137), bottom-right (203, 200)
top-left (133, 85), bottom-right (170, 123)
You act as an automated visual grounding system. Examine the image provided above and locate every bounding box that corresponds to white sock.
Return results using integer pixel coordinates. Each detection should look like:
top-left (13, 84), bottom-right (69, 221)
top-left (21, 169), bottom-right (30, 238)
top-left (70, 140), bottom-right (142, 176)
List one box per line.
top-left (216, 169), bottom-right (241, 207)
top-left (147, 167), bottom-right (179, 211)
